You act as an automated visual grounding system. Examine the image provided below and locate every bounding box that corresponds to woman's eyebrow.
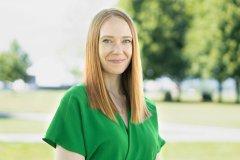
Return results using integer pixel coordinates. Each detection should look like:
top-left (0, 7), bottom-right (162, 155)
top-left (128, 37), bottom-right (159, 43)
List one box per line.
top-left (100, 35), bottom-right (114, 39)
top-left (100, 35), bottom-right (132, 39)
top-left (122, 36), bottom-right (132, 39)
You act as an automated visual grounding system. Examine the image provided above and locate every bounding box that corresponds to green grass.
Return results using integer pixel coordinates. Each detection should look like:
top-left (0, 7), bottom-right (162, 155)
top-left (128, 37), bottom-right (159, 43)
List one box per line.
top-left (0, 89), bottom-right (238, 114)
top-left (157, 102), bottom-right (240, 128)
top-left (0, 142), bottom-right (53, 160)
top-left (0, 90), bottom-right (239, 134)
top-left (0, 119), bottom-right (47, 133)
top-left (161, 142), bottom-right (240, 160)
top-left (0, 90), bottom-right (240, 160)
top-left (0, 90), bottom-right (65, 113)
top-left (145, 91), bottom-right (237, 103)
top-left (0, 142), bottom-right (239, 160)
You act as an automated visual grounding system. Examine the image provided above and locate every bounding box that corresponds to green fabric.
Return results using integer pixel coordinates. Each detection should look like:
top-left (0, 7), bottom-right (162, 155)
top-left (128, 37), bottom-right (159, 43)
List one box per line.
top-left (42, 83), bottom-right (165, 160)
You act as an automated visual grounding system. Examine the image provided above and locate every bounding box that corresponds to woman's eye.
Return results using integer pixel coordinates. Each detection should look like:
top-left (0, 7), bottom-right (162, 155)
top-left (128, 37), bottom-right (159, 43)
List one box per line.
top-left (123, 39), bottom-right (132, 43)
top-left (102, 39), bottom-right (112, 43)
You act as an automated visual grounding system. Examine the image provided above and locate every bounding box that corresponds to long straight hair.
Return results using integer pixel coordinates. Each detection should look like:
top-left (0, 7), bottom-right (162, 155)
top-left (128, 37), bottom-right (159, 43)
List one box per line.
top-left (83, 8), bottom-right (151, 124)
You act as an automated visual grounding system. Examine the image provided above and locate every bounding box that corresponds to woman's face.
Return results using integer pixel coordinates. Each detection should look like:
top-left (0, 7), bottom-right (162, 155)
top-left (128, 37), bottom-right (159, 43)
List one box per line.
top-left (99, 16), bottom-right (133, 75)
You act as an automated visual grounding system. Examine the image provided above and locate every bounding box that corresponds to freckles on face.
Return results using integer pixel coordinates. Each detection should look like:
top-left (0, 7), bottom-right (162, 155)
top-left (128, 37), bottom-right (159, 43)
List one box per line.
top-left (98, 16), bottom-right (133, 75)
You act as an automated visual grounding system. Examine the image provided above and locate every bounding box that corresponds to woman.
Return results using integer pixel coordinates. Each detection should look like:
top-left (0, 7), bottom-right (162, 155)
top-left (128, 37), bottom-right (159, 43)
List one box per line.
top-left (42, 8), bottom-right (165, 160)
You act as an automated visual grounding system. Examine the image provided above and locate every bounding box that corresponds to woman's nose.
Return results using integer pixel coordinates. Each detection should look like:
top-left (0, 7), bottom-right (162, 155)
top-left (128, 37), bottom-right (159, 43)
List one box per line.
top-left (112, 43), bottom-right (123, 54)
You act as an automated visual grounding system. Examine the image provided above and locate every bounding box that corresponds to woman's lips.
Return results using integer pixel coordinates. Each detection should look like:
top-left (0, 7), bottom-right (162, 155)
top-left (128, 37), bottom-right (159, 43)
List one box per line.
top-left (108, 59), bottom-right (126, 64)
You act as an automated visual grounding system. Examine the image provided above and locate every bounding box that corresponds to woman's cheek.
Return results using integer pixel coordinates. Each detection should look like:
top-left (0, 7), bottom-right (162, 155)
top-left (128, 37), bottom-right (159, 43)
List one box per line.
top-left (99, 48), bottom-right (109, 60)
top-left (125, 46), bottom-right (132, 57)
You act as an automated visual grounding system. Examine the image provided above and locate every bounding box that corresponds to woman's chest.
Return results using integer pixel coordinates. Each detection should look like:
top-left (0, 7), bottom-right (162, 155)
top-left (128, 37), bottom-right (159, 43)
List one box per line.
top-left (82, 110), bottom-right (159, 159)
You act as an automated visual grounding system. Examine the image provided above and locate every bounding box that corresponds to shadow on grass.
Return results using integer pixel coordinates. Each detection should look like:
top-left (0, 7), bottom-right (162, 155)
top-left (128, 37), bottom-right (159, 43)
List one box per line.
top-left (0, 112), bottom-right (12, 119)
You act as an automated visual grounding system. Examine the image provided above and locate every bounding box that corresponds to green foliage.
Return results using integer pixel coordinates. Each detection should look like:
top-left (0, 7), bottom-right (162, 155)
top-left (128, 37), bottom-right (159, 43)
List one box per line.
top-left (183, 0), bottom-right (240, 102)
top-left (183, 0), bottom-right (239, 80)
top-left (218, 0), bottom-right (240, 79)
top-left (183, 0), bottom-right (221, 78)
top-left (0, 40), bottom-right (32, 83)
top-left (119, 0), bottom-right (190, 81)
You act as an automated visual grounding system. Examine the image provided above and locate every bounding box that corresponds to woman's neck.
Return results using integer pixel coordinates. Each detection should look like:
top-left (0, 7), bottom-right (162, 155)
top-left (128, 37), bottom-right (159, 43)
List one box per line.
top-left (103, 72), bottom-right (124, 96)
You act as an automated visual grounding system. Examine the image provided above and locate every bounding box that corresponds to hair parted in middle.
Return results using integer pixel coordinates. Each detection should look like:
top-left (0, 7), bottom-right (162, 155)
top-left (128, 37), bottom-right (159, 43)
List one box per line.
top-left (83, 8), bottom-right (151, 124)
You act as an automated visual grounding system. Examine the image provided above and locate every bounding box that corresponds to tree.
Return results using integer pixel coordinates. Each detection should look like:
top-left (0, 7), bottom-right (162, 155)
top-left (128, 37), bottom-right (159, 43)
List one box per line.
top-left (0, 40), bottom-right (32, 87)
top-left (183, 0), bottom-right (230, 102)
top-left (184, 0), bottom-right (240, 103)
top-left (218, 0), bottom-right (240, 103)
top-left (119, 0), bottom-right (190, 101)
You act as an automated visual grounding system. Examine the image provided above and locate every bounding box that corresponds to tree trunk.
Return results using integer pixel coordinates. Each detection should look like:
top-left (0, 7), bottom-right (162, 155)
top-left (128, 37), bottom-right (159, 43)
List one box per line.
top-left (3, 81), bottom-right (9, 90)
top-left (2, 81), bottom-right (12, 90)
top-left (218, 80), bottom-right (223, 103)
top-left (176, 81), bottom-right (181, 102)
top-left (236, 78), bottom-right (240, 104)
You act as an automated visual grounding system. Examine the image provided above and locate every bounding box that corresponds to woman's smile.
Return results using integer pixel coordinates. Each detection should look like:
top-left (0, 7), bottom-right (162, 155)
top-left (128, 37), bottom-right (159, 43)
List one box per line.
top-left (108, 59), bottom-right (126, 64)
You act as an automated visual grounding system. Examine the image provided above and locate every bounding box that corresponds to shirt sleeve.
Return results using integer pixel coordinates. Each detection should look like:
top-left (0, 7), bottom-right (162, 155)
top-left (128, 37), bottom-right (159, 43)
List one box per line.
top-left (145, 97), bottom-right (166, 153)
top-left (145, 96), bottom-right (166, 153)
top-left (156, 106), bottom-right (166, 153)
top-left (157, 134), bottom-right (166, 152)
top-left (42, 91), bottom-right (86, 156)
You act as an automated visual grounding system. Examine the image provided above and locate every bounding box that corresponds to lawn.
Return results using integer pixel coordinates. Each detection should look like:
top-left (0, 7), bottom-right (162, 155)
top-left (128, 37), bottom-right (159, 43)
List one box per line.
top-left (0, 89), bottom-right (65, 113)
top-left (0, 142), bottom-right (53, 160)
top-left (157, 102), bottom-right (240, 128)
top-left (0, 89), bottom-right (240, 160)
top-left (161, 142), bottom-right (240, 160)
top-left (1, 142), bottom-right (240, 160)
top-left (0, 119), bottom-right (46, 133)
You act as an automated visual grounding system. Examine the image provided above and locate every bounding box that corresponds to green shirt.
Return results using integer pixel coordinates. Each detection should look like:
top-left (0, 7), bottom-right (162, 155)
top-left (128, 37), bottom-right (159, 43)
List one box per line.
top-left (42, 83), bottom-right (165, 160)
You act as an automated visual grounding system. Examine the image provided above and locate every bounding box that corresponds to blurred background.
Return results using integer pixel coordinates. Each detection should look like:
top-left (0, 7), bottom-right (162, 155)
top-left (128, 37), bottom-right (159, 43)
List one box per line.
top-left (0, 0), bottom-right (240, 159)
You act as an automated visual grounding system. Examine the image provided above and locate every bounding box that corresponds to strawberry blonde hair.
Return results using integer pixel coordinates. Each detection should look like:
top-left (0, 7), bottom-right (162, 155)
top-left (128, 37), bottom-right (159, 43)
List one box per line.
top-left (83, 8), bottom-right (151, 124)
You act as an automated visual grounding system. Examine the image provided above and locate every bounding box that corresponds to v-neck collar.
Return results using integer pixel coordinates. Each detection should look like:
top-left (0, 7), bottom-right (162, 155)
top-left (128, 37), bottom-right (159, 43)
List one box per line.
top-left (116, 107), bottom-right (131, 132)
top-left (81, 83), bottom-right (131, 132)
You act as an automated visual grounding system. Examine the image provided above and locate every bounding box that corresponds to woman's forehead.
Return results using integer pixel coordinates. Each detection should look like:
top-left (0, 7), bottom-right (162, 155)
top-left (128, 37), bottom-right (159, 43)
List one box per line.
top-left (99, 16), bottom-right (132, 38)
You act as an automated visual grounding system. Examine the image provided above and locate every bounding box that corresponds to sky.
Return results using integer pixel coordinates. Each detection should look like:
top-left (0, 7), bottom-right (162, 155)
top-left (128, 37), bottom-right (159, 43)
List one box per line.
top-left (0, 0), bottom-right (118, 86)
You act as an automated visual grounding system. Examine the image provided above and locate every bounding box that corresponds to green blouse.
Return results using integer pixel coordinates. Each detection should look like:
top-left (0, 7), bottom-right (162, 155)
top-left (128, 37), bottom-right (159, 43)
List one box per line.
top-left (42, 83), bottom-right (165, 160)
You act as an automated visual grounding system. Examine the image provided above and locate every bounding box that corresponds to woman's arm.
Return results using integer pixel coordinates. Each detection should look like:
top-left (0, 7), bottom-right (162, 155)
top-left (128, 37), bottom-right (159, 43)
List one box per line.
top-left (155, 152), bottom-right (161, 160)
top-left (56, 145), bottom-right (85, 160)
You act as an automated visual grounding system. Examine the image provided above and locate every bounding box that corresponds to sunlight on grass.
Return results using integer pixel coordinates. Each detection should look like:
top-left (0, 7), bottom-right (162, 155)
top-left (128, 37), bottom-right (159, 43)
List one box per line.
top-left (1, 142), bottom-right (239, 160)
top-left (0, 119), bottom-right (46, 133)
top-left (0, 142), bottom-right (53, 160)
top-left (157, 102), bottom-right (240, 128)
top-left (161, 142), bottom-right (240, 160)
top-left (0, 90), bottom-right (65, 113)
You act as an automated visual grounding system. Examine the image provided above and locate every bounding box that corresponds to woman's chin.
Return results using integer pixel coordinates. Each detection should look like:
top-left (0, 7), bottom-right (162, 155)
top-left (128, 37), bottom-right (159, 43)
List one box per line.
top-left (104, 69), bottom-right (126, 75)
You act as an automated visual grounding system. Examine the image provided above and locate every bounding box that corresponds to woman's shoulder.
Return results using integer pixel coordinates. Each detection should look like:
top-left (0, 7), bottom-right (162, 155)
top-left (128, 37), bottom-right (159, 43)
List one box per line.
top-left (63, 82), bottom-right (88, 99)
top-left (56, 82), bottom-right (89, 113)
top-left (144, 96), bottom-right (157, 112)
top-left (57, 82), bottom-right (89, 109)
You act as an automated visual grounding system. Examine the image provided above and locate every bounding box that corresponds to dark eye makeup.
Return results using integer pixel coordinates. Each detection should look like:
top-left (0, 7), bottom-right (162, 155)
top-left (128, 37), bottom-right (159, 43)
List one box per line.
top-left (102, 39), bottom-right (112, 43)
top-left (123, 39), bottom-right (132, 43)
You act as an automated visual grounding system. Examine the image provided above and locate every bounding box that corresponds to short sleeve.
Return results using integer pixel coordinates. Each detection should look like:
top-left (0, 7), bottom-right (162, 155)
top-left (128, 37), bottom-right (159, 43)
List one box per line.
top-left (156, 108), bottom-right (166, 153)
top-left (157, 134), bottom-right (166, 152)
top-left (42, 92), bottom-right (86, 156)
top-left (145, 96), bottom-right (166, 153)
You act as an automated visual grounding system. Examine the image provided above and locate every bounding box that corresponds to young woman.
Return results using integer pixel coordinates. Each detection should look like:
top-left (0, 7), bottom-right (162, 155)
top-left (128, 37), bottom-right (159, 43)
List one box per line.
top-left (42, 8), bottom-right (165, 160)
